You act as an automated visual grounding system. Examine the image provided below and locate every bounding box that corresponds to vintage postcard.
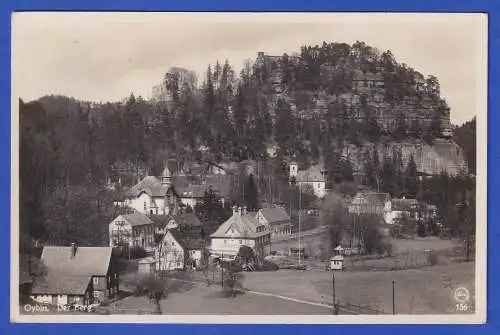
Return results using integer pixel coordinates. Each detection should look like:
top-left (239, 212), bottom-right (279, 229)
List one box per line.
top-left (11, 12), bottom-right (487, 323)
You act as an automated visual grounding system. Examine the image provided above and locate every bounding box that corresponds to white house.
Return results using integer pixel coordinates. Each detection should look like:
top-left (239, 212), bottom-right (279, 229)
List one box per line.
top-left (210, 206), bottom-right (272, 261)
top-left (108, 212), bottom-right (159, 251)
top-left (250, 207), bottom-right (292, 240)
top-left (289, 162), bottom-right (327, 198)
top-left (156, 230), bottom-right (205, 271)
top-left (125, 166), bottom-right (179, 216)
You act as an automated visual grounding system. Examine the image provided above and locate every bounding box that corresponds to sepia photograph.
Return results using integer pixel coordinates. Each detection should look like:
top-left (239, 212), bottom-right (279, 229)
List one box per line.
top-left (10, 12), bottom-right (487, 323)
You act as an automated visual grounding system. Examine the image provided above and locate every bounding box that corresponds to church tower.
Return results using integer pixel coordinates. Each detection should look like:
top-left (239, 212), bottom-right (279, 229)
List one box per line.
top-left (161, 164), bottom-right (172, 188)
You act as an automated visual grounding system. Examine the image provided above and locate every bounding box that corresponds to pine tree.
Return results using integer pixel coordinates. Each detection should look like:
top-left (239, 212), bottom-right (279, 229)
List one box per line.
top-left (244, 174), bottom-right (259, 211)
top-left (404, 154), bottom-right (418, 198)
top-left (381, 157), bottom-right (395, 195)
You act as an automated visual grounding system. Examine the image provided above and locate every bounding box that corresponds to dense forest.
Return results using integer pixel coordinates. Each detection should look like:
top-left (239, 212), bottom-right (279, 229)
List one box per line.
top-left (19, 40), bottom-right (476, 250)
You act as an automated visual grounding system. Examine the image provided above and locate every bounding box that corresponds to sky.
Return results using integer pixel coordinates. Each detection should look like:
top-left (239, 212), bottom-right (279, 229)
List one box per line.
top-left (12, 12), bottom-right (486, 125)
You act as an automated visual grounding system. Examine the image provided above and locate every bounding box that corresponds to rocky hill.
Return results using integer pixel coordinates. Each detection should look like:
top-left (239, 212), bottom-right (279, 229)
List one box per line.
top-left (249, 41), bottom-right (466, 175)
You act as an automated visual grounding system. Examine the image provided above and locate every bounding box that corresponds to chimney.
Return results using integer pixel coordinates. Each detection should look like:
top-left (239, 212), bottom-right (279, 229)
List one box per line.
top-left (70, 243), bottom-right (77, 258)
top-left (232, 205), bottom-right (238, 216)
top-left (243, 205), bottom-right (247, 216)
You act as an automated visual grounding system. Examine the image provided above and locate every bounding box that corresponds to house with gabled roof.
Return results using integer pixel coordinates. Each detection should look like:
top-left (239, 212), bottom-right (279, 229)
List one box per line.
top-left (210, 206), bottom-right (271, 261)
top-left (348, 192), bottom-right (393, 224)
top-left (125, 165), bottom-right (180, 216)
top-left (249, 207), bottom-right (292, 240)
top-left (108, 212), bottom-right (160, 251)
top-left (30, 244), bottom-right (118, 306)
top-left (156, 229), bottom-right (206, 271)
top-left (165, 212), bottom-right (205, 238)
top-left (289, 162), bottom-right (327, 198)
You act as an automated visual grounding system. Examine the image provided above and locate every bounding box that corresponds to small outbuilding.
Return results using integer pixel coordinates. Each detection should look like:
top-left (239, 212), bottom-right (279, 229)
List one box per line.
top-left (330, 255), bottom-right (345, 271)
top-left (137, 257), bottom-right (156, 274)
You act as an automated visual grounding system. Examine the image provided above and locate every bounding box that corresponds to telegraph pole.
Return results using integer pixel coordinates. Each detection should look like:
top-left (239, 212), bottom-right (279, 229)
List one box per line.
top-left (332, 270), bottom-right (337, 315)
top-left (392, 280), bottom-right (396, 315)
top-left (221, 252), bottom-right (224, 287)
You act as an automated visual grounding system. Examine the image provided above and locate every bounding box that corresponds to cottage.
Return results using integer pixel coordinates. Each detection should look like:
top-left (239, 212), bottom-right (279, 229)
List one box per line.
top-left (156, 230), bottom-right (205, 271)
top-left (108, 212), bottom-right (159, 251)
top-left (251, 207), bottom-right (293, 240)
top-left (289, 162), bottom-right (327, 198)
top-left (210, 206), bottom-right (272, 261)
top-left (30, 244), bottom-right (118, 306)
top-left (348, 192), bottom-right (392, 224)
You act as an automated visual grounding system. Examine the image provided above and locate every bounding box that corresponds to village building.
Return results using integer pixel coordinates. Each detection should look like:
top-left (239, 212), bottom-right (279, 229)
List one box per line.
top-left (250, 207), bottom-right (293, 240)
top-left (348, 192), bottom-right (393, 224)
top-left (108, 212), bottom-right (161, 251)
top-left (156, 229), bottom-right (205, 271)
top-left (391, 197), bottom-right (419, 224)
top-left (30, 244), bottom-right (118, 306)
top-left (210, 206), bottom-right (272, 261)
top-left (125, 166), bottom-right (180, 216)
top-left (165, 212), bottom-right (205, 238)
top-left (289, 162), bottom-right (327, 198)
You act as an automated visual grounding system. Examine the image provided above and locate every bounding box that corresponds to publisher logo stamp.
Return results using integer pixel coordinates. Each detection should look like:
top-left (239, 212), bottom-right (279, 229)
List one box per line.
top-left (454, 287), bottom-right (470, 304)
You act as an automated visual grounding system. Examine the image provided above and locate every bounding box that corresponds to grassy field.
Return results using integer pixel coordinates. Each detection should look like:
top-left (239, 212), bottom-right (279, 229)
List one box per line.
top-left (242, 261), bottom-right (475, 314)
top-left (157, 284), bottom-right (330, 315)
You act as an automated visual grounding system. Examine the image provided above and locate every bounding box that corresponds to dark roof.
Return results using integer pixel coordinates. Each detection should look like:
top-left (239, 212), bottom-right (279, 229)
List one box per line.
top-left (167, 229), bottom-right (204, 250)
top-left (351, 192), bottom-right (390, 207)
top-left (205, 175), bottom-right (232, 198)
top-left (392, 198), bottom-right (419, 212)
top-left (121, 212), bottom-right (154, 227)
top-left (31, 275), bottom-right (92, 295)
top-left (170, 213), bottom-right (203, 228)
top-left (210, 213), bottom-right (269, 239)
top-left (41, 246), bottom-right (112, 277)
top-left (259, 207), bottom-right (290, 224)
top-left (128, 176), bottom-right (169, 197)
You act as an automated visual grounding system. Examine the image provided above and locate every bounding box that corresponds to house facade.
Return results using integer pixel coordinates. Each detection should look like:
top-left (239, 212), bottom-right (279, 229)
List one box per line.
top-left (125, 166), bottom-right (180, 216)
top-left (390, 198), bottom-right (419, 224)
top-left (252, 207), bottom-right (292, 240)
top-left (210, 206), bottom-right (272, 261)
top-left (156, 230), bottom-right (205, 271)
top-left (348, 192), bottom-right (393, 224)
top-left (30, 245), bottom-right (118, 306)
top-left (108, 212), bottom-right (159, 251)
top-left (289, 162), bottom-right (327, 198)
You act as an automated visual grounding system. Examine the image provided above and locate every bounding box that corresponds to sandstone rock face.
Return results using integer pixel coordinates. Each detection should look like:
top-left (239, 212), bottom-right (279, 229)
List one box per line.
top-left (342, 139), bottom-right (468, 176)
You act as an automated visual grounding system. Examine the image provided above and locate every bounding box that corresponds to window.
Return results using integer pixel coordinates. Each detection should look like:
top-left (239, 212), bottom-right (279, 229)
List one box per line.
top-left (144, 201), bottom-right (147, 211)
top-left (224, 240), bottom-right (227, 244)
top-left (239, 240), bottom-right (242, 244)
top-left (93, 277), bottom-right (99, 285)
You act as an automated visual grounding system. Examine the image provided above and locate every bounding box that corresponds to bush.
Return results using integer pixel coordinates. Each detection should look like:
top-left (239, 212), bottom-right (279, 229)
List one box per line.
top-left (427, 251), bottom-right (439, 266)
top-left (377, 241), bottom-right (393, 256)
top-left (259, 260), bottom-right (279, 271)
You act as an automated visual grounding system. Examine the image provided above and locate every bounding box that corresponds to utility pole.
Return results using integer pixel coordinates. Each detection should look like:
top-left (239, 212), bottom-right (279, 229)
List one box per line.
top-left (298, 184), bottom-right (302, 265)
top-left (332, 270), bottom-right (337, 315)
top-left (221, 252), bottom-right (224, 288)
top-left (392, 280), bottom-right (396, 315)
